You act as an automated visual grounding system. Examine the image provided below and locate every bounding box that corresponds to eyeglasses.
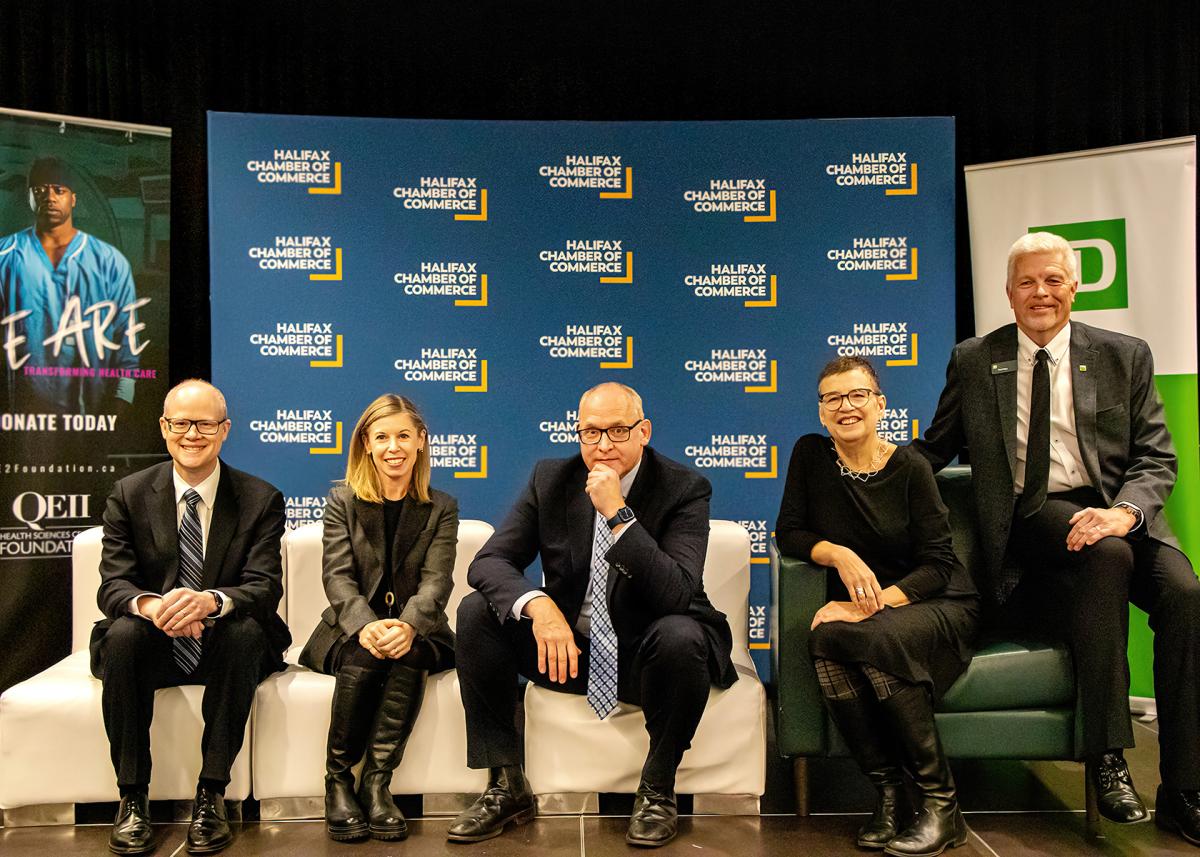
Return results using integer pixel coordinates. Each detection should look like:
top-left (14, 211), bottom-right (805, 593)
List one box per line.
top-left (576, 419), bottom-right (644, 444)
top-left (162, 417), bottom-right (226, 435)
top-left (818, 389), bottom-right (879, 411)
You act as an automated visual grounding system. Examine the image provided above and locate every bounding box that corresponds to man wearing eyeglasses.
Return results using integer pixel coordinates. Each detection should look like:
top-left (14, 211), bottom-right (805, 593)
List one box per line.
top-left (0, 155), bottom-right (142, 415)
top-left (915, 232), bottom-right (1200, 847)
top-left (450, 382), bottom-right (736, 848)
top-left (90, 379), bottom-right (290, 855)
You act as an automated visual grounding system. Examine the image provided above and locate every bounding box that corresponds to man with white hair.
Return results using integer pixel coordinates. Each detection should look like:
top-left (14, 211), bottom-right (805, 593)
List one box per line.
top-left (916, 232), bottom-right (1200, 846)
top-left (449, 381), bottom-right (737, 848)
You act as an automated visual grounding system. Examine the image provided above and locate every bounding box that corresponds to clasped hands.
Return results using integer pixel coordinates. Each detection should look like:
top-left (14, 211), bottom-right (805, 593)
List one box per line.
top-left (138, 588), bottom-right (218, 638)
top-left (358, 619), bottom-right (416, 660)
top-left (812, 545), bottom-right (884, 631)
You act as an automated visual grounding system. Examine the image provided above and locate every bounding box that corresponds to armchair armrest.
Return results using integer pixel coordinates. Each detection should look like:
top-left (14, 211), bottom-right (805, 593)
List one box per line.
top-left (770, 538), bottom-right (829, 757)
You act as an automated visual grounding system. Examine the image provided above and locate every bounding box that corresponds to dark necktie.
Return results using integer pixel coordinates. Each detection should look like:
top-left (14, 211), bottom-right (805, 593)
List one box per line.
top-left (173, 489), bottom-right (204, 674)
top-left (1018, 348), bottom-right (1051, 518)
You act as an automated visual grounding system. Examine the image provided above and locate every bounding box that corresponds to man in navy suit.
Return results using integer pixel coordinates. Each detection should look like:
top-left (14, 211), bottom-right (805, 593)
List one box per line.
top-left (449, 382), bottom-right (736, 848)
top-left (91, 379), bottom-right (290, 855)
top-left (916, 232), bottom-right (1200, 847)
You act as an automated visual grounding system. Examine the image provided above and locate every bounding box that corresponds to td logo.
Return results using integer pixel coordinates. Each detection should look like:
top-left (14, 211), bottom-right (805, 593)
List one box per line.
top-left (1029, 218), bottom-right (1127, 311)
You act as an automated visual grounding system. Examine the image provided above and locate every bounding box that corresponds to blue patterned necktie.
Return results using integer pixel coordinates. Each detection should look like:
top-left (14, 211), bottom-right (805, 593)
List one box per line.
top-left (586, 512), bottom-right (619, 719)
top-left (173, 489), bottom-right (204, 674)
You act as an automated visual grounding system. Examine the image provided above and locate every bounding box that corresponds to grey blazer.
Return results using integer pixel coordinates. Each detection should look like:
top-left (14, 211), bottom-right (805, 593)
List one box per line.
top-left (914, 321), bottom-right (1179, 603)
top-left (299, 483), bottom-right (459, 673)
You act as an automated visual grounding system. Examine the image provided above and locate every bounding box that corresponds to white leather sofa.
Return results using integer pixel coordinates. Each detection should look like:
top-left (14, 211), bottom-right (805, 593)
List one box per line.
top-left (249, 520), bottom-right (492, 820)
top-left (0, 527), bottom-right (257, 826)
top-left (522, 519), bottom-right (766, 814)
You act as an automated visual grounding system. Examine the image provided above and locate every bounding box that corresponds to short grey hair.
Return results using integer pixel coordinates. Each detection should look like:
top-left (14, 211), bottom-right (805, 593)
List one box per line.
top-left (163, 379), bottom-right (228, 420)
top-left (1006, 232), bottom-right (1077, 285)
top-left (578, 382), bottom-right (644, 420)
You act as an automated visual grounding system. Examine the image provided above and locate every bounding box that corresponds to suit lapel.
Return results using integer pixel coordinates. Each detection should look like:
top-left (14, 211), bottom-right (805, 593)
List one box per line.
top-left (394, 497), bottom-right (434, 571)
top-left (990, 331), bottom-right (1019, 479)
top-left (150, 463), bottom-right (180, 591)
top-left (1070, 323), bottom-right (1103, 490)
top-left (354, 496), bottom-right (386, 599)
top-left (567, 463), bottom-right (595, 585)
top-left (202, 463), bottom-right (238, 590)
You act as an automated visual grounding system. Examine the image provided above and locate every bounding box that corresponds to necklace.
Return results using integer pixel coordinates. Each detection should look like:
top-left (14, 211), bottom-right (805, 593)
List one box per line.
top-left (832, 438), bottom-right (888, 481)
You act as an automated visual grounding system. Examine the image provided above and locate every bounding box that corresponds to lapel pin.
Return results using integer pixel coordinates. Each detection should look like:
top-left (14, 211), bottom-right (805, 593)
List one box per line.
top-left (1079, 365), bottom-right (1087, 372)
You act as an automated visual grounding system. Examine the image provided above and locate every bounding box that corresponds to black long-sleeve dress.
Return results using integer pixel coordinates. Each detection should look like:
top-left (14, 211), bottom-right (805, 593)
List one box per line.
top-left (776, 434), bottom-right (980, 696)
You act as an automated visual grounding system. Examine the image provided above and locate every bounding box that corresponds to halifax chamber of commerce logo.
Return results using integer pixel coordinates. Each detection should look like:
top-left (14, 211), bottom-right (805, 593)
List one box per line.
top-left (1031, 218), bottom-right (1128, 312)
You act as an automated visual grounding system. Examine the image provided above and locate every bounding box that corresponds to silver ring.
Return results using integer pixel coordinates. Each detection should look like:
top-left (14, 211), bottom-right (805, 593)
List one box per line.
top-left (855, 586), bottom-right (866, 597)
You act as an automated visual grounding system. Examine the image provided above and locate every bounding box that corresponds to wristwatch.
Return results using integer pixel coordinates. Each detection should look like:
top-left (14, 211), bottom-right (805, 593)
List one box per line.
top-left (606, 506), bottom-right (635, 530)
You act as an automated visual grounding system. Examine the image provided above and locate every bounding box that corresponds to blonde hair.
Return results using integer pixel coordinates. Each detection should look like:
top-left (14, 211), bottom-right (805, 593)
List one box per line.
top-left (1006, 232), bottom-right (1077, 285)
top-left (343, 394), bottom-right (431, 503)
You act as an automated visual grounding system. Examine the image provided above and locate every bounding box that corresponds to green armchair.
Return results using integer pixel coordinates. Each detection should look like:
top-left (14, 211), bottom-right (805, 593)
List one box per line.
top-left (771, 465), bottom-right (1100, 834)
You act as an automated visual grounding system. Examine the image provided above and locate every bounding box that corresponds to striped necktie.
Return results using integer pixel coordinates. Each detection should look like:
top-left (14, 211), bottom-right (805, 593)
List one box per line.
top-left (585, 512), bottom-right (619, 719)
top-left (173, 488), bottom-right (204, 674)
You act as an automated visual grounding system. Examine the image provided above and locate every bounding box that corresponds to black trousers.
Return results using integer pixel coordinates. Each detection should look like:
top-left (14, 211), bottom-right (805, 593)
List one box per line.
top-left (1000, 488), bottom-right (1200, 788)
top-left (92, 614), bottom-right (279, 789)
top-left (456, 591), bottom-right (712, 789)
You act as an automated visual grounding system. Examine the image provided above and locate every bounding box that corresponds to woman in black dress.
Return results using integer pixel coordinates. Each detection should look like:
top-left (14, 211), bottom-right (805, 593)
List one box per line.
top-left (299, 394), bottom-right (459, 842)
top-left (776, 356), bottom-right (979, 857)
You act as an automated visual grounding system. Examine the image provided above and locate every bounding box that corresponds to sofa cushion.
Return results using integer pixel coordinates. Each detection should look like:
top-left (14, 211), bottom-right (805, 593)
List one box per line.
top-left (937, 640), bottom-right (1074, 713)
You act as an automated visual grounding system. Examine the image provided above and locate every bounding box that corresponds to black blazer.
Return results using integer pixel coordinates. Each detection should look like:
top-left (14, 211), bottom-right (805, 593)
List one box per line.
top-left (299, 484), bottom-right (458, 673)
top-left (915, 321), bottom-right (1180, 602)
top-left (468, 447), bottom-right (737, 692)
top-left (91, 460), bottom-right (291, 670)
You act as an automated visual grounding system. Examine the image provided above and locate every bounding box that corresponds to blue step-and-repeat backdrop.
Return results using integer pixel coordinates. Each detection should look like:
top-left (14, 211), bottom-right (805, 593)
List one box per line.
top-left (208, 113), bottom-right (955, 677)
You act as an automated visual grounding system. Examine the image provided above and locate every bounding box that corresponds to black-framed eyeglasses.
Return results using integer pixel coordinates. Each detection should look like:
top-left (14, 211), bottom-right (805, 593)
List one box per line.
top-left (818, 388), bottom-right (879, 411)
top-left (162, 417), bottom-right (227, 435)
top-left (576, 419), bottom-right (644, 444)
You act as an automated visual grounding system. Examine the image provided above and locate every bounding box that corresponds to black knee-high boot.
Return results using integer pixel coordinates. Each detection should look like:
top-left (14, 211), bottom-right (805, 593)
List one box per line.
top-left (879, 685), bottom-right (967, 857)
top-left (825, 695), bottom-right (910, 849)
top-left (325, 664), bottom-right (384, 841)
top-left (357, 664), bottom-right (427, 840)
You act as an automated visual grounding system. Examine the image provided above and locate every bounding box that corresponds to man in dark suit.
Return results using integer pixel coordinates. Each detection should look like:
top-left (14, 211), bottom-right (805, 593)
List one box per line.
top-left (91, 379), bottom-right (290, 855)
top-left (448, 382), bottom-right (736, 848)
top-left (915, 232), bottom-right (1200, 846)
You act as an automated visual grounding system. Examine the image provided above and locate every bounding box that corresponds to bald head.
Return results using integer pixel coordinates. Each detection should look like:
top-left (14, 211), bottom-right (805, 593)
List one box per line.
top-left (578, 382), bottom-right (644, 421)
top-left (163, 379), bottom-right (228, 420)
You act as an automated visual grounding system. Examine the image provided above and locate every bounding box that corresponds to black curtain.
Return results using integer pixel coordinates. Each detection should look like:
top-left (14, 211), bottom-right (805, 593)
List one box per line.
top-left (4, 0), bottom-right (1196, 380)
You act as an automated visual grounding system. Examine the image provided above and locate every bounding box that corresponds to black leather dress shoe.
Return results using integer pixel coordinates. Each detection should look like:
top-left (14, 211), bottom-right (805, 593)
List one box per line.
top-left (1156, 786), bottom-right (1200, 847)
top-left (1091, 751), bottom-right (1149, 824)
top-left (186, 785), bottom-right (233, 854)
top-left (109, 791), bottom-right (153, 855)
top-left (626, 783), bottom-right (678, 848)
top-left (446, 765), bottom-right (536, 843)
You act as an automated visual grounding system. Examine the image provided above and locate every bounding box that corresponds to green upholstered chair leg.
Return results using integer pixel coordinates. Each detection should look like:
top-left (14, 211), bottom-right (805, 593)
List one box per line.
top-left (1084, 760), bottom-right (1101, 838)
top-left (793, 757), bottom-right (810, 817)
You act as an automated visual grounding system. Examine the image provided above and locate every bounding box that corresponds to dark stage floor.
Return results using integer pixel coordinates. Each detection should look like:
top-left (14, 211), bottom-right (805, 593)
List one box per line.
top-left (2, 717), bottom-right (1190, 855)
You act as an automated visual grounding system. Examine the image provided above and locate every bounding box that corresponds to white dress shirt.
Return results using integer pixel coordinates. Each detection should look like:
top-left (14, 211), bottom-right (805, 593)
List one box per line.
top-left (1014, 324), bottom-right (1090, 495)
top-left (129, 465), bottom-right (233, 618)
top-left (512, 458), bottom-right (642, 633)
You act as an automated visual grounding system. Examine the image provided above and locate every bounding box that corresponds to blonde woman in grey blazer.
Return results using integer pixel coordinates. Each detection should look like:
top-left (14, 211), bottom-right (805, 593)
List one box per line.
top-left (300, 394), bottom-right (458, 842)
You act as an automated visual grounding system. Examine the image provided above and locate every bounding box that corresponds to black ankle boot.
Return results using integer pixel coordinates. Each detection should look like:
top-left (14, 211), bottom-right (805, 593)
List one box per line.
top-left (357, 664), bottom-right (427, 840)
top-left (446, 765), bottom-right (536, 842)
top-left (879, 685), bottom-right (967, 857)
top-left (324, 664), bottom-right (383, 841)
top-left (824, 695), bottom-right (909, 849)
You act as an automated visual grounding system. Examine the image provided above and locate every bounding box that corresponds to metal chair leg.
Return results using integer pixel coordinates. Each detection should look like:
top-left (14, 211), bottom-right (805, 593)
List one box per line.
top-left (793, 757), bottom-right (810, 817)
top-left (1084, 759), bottom-right (1102, 839)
